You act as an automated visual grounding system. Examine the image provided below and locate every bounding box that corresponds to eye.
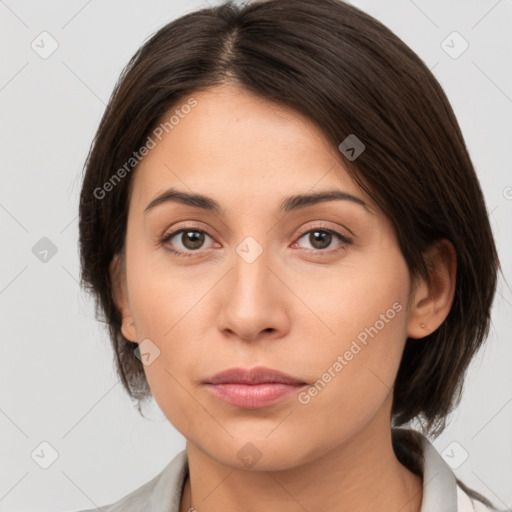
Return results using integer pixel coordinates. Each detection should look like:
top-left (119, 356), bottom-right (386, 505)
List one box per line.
top-left (161, 228), bottom-right (216, 256)
top-left (160, 224), bottom-right (353, 258)
top-left (292, 226), bottom-right (352, 253)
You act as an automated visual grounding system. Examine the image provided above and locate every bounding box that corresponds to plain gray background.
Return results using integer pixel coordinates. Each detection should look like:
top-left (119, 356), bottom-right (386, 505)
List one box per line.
top-left (1, 0), bottom-right (511, 511)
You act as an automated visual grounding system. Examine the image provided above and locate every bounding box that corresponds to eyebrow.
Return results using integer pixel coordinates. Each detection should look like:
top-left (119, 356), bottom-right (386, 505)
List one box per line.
top-left (144, 187), bottom-right (370, 215)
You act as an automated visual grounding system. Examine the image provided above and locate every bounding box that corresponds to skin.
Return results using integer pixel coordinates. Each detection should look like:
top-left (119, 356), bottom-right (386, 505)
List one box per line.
top-left (110, 83), bottom-right (456, 512)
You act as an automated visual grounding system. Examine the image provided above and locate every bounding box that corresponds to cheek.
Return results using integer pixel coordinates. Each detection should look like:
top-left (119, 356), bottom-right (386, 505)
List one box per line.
top-left (293, 247), bottom-right (410, 411)
top-left (291, 302), bottom-right (408, 455)
top-left (126, 242), bottom-right (208, 338)
top-left (301, 299), bottom-right (408, 404)
top-left (124, 248), bottom-right (217, 432)
top-left (142, 361), bottom-right (201, 440)
top-left (295, 241), bottom-right (410, 352)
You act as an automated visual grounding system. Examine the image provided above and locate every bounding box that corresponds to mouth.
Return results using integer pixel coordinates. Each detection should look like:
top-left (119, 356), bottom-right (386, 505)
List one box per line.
top-left (203, 366), bottom-right (308, 409)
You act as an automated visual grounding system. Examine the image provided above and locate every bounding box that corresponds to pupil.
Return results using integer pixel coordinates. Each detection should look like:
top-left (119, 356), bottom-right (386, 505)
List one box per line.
top-left (310, 230), bottom-right (331, 249)
top-left (183, 231), bottom-right (204, 250)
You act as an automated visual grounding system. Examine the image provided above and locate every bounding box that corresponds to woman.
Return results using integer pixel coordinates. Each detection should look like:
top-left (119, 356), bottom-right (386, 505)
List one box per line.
top-left (76, 0), bottom-right (502, 510)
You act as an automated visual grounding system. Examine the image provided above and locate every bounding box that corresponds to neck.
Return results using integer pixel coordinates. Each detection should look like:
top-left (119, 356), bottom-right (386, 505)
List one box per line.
top-left (179, 417), bottom-right (423, 512)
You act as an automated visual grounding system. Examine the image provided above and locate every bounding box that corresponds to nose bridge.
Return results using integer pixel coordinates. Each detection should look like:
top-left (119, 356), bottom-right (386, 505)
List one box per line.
top-left (230, 234), bottom-right (273, 309)
top-left (217, 233), bottom-right (288, 341)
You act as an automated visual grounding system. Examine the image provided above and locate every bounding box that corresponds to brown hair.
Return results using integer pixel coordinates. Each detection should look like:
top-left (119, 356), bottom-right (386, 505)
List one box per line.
top-left (78, 0), bottom-right (500, 503)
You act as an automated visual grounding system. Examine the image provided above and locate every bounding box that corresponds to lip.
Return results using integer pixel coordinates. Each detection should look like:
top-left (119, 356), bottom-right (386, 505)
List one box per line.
top-left (204, 366), bottom-right (306, 385)
top-left (203, 366), bottom-right (307, 409)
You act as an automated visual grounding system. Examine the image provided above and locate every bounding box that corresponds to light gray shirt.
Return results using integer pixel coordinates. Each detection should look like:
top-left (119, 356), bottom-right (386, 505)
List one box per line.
top-left (73, 428), bottom-right (497, 512)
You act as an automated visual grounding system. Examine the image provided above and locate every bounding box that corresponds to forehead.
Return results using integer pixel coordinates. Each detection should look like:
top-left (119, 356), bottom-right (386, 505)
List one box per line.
top-left (130, 84), bottom-right (368, 211)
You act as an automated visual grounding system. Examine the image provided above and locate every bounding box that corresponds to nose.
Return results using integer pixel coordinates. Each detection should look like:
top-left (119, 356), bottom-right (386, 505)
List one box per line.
top-left (216, 246), bottom-right (291, 342)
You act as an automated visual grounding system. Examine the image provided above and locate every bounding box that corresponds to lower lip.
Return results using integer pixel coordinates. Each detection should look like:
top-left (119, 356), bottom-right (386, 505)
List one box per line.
top-left (204, 382), bottom-right (305, 408)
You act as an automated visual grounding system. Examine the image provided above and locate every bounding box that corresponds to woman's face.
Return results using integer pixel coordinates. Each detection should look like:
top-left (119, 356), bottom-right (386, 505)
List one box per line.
top-left (112, 83), bottom-right (419, 470)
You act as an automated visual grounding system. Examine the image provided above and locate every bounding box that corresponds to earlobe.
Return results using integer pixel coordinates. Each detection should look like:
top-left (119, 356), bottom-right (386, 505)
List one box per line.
top-left (407, 239), bottom-right (457, 340)
top-left (109, 254), bottom-right (138, 342)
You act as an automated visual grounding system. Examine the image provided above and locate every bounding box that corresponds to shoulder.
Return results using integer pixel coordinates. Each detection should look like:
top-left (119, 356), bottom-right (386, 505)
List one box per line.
top-left (69, 449), bottom-right (189, 512)
top-left (392, 428), bottom-right (501, 512)
top-left (456, 483), bottom-right (500, 512)
top-left (70, 472), bottom-right (161, 512)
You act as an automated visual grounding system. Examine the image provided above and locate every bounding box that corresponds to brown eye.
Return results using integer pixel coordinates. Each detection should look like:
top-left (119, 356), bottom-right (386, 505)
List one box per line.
top-left (161, 228), bottom-right (215, 255)
top-left (308, 230), bottom-right (332, 250)
top-left (294, 227), bottom-right (352, 253)
top-left (180, 230), bottom-right (205, 250)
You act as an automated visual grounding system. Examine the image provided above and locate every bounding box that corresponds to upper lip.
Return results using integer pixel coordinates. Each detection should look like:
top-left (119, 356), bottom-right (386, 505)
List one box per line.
top-left (204, 366), bottom-right (307, 385)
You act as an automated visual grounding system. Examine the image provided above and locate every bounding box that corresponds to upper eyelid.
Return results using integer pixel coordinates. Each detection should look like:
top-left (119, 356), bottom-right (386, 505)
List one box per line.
top-left (295, 223), bottom-right (351, 238)
top-left (163, 222), bottom-right (350, 238)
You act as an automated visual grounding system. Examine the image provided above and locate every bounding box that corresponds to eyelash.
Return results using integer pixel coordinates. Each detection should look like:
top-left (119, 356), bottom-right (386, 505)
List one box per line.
top-left (160, 224), bottom-right (353, 258)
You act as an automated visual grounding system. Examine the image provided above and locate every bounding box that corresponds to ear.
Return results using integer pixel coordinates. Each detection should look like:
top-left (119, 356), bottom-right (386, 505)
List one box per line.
top-left (407, 239), bottom-right (457, 339)
top-left (109, 253), bottom-right (138, 342)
